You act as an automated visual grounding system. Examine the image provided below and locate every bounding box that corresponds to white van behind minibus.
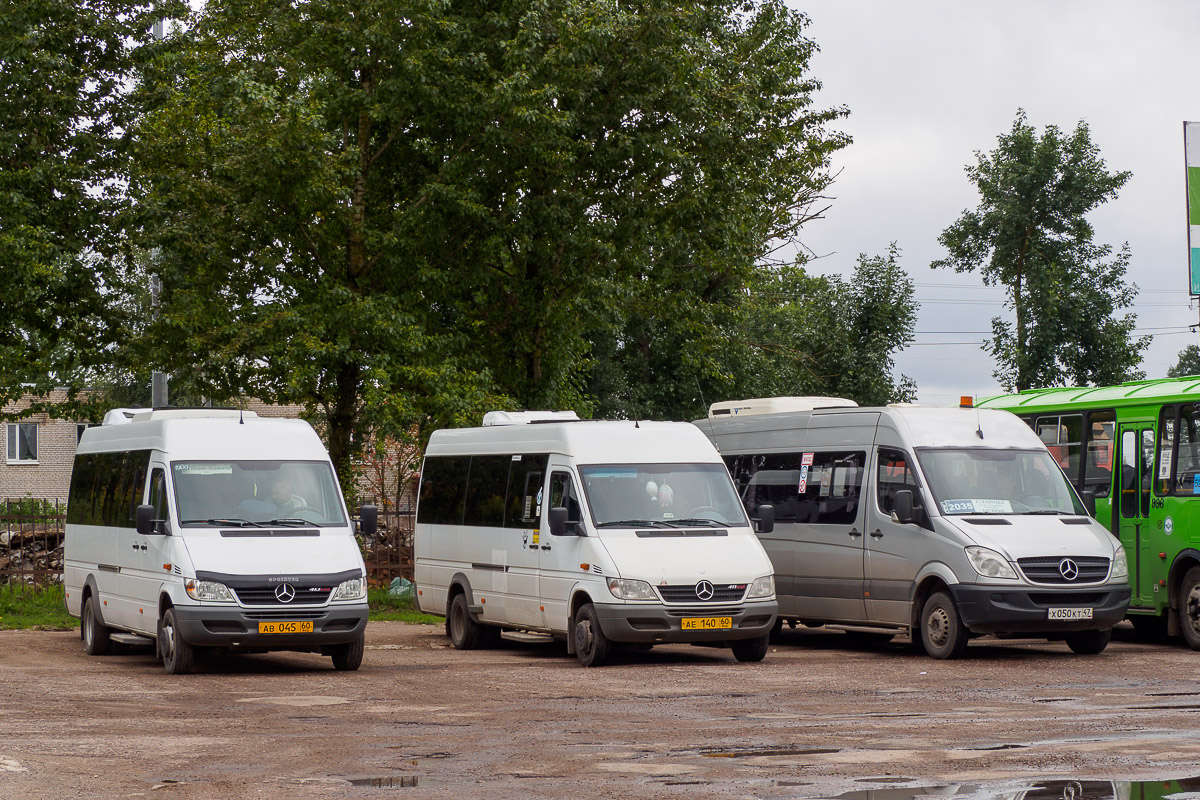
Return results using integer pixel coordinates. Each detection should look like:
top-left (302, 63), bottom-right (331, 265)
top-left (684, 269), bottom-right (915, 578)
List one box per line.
top-left (414, 411), bottom-right (778, 667)
top-left (698, 397), bottom-right (1131, 659)
top-left (64, 408), bottom-right (375, 674)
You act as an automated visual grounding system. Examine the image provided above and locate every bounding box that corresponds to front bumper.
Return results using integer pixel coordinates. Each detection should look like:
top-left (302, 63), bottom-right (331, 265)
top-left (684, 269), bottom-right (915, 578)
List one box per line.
top-left (172, 602), bottom-right (368, 649)
top-left (950, 584), bottom-right (1130, 634)
top-left (593, 600), bottom-right (777, 644)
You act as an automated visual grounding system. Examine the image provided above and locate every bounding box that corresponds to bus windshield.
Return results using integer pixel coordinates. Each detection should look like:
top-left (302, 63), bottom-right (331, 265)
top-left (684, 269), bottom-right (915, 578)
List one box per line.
top-left (172, 460), bottom-right (347, 527)
top-left (578, 463), bottom-right (749, 528)
top-left (916, 448), bottom-right (1087, 516)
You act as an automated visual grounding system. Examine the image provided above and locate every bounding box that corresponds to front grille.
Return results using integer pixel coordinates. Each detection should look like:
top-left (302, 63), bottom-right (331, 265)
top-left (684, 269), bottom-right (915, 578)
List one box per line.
top-left (1017, 556), bottom-right (1110, 585)
top-left (1026, 592), bottom-right (1107, 607)
top-left (242, 610), bottom-right (326, 620)
top-left (233, 585), bottom-right (334, 606)
top-left (658, 584), bottom-right (747, 603)
top-left (665, 607), bottom-right (745, 617)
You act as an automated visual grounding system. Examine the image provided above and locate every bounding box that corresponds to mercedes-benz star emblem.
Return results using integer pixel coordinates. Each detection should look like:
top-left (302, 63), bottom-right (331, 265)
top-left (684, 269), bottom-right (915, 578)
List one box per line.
top-left (695, 580), bottom-right (715, 601)
top-left (275, 583), bottom-right (296, 603)
top-left (1059, 559), bottom-right (1080, 581)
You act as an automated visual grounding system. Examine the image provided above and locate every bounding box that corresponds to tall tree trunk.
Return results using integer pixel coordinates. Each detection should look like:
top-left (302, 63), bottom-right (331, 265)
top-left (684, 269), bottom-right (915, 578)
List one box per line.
top-left (1014, 267), bottom-right (1026, 391)
top-left (328, 361), bottom-right (362, 502)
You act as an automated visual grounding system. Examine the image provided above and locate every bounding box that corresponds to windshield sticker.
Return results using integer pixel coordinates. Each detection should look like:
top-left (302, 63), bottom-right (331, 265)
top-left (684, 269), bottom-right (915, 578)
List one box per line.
top-left (798, 464), bottom-right (809, 494)
top-left (173, 463), bottom-right (232, 475)
top-left (1194, 473), bottom-right (1200, 496)
top-left (819, 468), bottom-right (832, 498)
top-left (941, 499), bottom-right (1013, 515)
top-left (802, 452), bottom-right (814, 466)
top-left (586, 468), bottom-right (638, 478)
top-left (1160, 450), bottom-right (1172, 480)
top-left (1165, 516), bottom-right (1174, 536)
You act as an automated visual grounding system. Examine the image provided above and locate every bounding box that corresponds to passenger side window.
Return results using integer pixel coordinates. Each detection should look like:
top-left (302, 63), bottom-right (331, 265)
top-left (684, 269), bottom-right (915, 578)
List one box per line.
top-left (548, 471), bottom-right (582, 532)
top-left (1083, 411), bottom-right (1114, 499)
top-left (876, 448), bottom-right (922, 515)
top-left (149, 468), bottom-right (168, 519)
top-left (726, 451), bottom-right (865, 525)
top-left (463, 456), bottom-right (510, 527)
top-left (1034, 414), bottom-right (1083, 487)
top-left (505, 455), bottom-right (548, 528)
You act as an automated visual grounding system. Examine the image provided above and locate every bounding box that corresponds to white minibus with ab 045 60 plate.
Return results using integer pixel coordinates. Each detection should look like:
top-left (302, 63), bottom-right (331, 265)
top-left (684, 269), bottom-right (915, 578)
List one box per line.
top-left (64, 408), bottom-right (377, 674)
top-left (414, 411), bottom-right (779, 667)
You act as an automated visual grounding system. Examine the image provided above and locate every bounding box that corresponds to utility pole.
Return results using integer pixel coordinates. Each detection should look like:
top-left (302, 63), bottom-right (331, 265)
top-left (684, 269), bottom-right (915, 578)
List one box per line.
top-left (150, 18), bottom-right (168, 409)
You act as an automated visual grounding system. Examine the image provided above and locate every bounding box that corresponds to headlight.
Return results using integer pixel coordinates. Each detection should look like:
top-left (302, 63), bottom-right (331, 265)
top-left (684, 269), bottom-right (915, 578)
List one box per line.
top-left (185, 579), bottom-right (235, 602)
top-left (965, 546), bottom-right (1018, 580)
top-left (746, 575), bottom-right (775, 599)
top-left (333, 577), bottom-right (366, 601)
top-left (1111, 547), bottom-right (1129, 580)
top-left (607, 578), bottom-right (657, 601)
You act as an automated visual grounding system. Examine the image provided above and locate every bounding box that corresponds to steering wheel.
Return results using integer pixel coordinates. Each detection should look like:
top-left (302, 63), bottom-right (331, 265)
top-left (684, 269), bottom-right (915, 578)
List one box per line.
top-left (689, 505), bottom-right (721, 518)
top-left (1017, 493), bottom-right (1051, 510)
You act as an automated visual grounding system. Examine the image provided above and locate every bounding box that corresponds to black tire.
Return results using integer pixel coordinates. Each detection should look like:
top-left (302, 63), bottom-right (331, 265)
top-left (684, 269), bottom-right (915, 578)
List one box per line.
top-left (572, 604), bottom-right (612, 667)
top-left (768, 617), bottom-right (785, 644)
top-left (159, 607), bottom-right (195, 675)
top-left (1064, 628), bottom-right (1111, 655)
top-left (920, 591), bottom-right (969, 660)
top-left (731, 633), bottom-right (770, 663)
top-left (81, 596), bottom-right (111, 656)
top-left (448, 593), bottom-right (485, 650)
top-left (330, 634), bottom-right (365, 671)
top-left (1179, 566), bottom-right (1200, 650)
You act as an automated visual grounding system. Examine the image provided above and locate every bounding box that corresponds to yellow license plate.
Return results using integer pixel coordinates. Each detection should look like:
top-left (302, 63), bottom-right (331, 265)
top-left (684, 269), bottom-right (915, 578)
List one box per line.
top-left (681, 617), bottom-right (732, 630)
top-left (258, 620), bottom-right (314, 634)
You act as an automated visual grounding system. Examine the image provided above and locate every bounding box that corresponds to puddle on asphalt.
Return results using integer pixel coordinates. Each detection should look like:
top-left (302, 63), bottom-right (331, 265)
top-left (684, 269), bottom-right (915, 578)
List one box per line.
top-left (811, 776), bottom-right (1200, 800)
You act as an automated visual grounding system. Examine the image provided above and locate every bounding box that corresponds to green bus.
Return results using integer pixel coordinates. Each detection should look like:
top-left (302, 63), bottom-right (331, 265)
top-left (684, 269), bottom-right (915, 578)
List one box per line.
top-left (979, 377), bottom-right (1200, 648)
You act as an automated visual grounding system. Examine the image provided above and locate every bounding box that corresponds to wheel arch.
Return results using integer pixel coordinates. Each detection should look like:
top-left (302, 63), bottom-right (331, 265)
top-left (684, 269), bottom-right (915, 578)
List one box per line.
top-left (909, 571), bottom-right (954, 632)
top-left (80, 576), bottom-right (108, 626)
top-left (565, 589), bottom-right (596, 655)
top-left (1168, 549), bottom-right (1200, 611)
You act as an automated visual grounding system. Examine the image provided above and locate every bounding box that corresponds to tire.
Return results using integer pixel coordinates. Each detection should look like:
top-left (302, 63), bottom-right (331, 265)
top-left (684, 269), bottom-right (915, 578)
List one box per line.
top-left (448, 593), bottom-right (485, 650)
top-left (330, 634), bottom-right (365, 671)
top-left (572, 604), bottom-right (612, 667)
top-left (768, 617), bottom-right (785, 644)
top-left (920, 591), bottom-right (969, 660)
top-left (81, 596), bottom-right (112, 656)
top-left (731, 633), bottom-right (770, 663)
top-left (1064, 628), bottom-right (1111, 655)
top-left (159, 607), bottom-right (195, 675)
top-left (1179, 566), bottom-right (1200, 650)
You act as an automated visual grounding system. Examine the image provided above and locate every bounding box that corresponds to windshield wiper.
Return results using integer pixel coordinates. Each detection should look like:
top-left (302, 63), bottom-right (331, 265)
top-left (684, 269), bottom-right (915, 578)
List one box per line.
top-left (597, 519), bottom-right (672, 528)
top-left (666, 518), bottom-right (729, 527)
top-left (178, 518), bottom-right (264, 527)
top-left (1021, 509), bottom-right (1073, 515)
top-left (263, 518), bottom-right (312, 526)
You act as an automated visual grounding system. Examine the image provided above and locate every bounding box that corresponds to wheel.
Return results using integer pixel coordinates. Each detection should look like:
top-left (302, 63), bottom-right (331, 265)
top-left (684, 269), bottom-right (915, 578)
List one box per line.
top-left (81, 596), bottom-right (112, 656)
top-left (731, 633), bottom-right (770, 663)
top-left (1064, 628), bottom-right (1111, 654)
top-left (330, 634), bottom-right (365, 670)
top-left (159, 607), bottom-right (195, 675)
top-left (572, 604), bottom-right (612, 667)
top-left (1179, 566), bottom-right (1200, 650)
top-left (920, 591), bottom-right (969, 659)
top-left (448, 593), bottom-right (485, 650)
top-left (1129, 614), bottom-right (1168, 641)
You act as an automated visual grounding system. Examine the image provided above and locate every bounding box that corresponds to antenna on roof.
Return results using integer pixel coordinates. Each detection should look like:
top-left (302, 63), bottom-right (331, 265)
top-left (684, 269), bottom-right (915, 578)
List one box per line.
top-left (239, 409), bottom-right (244, 425)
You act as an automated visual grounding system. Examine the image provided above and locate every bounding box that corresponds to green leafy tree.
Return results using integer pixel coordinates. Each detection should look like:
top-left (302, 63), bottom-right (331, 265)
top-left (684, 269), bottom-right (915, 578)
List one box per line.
top-left (933, 110), bottom-right (1148, 392)
top-left (0, 0), bottom-right (166, 416)
top-left (131, 0), bottom-right (848, 483)
top-left (1168, 344), bottom-right (1200, 378)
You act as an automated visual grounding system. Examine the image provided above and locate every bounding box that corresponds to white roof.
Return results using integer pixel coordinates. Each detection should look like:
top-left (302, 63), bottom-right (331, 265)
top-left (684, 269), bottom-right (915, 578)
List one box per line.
top-left (79, 413), bottom-right (326, 461)
top-left (708, 396), bottom-right (858, 418)
top-left (481, 410), bottom-right (580, 426)
top-left (427, 420), bottom-right (723, 464)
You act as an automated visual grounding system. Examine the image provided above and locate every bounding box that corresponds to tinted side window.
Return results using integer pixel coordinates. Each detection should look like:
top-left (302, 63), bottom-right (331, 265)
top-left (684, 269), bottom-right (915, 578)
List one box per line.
top-left (417, 456), bottom-right (470, 525)
top-left (727, 451), bottom-right (866, 525)
top-left (1083, 410), bottom-right (1115, 499)
top-left (1035, 414), bottom-right (1083, 488)
top-left (149, 468), bottom-right (168, 518)
top-left (876, 448), bottom-right (922, 515)
top-left (548, 471), bottom-right (582, 530)
top-left (463, 456), bottom-right (511, 527)
top-left (67, 453), bottom-right (99, 525)
top-left (505, 455), bottom-right (547, 528)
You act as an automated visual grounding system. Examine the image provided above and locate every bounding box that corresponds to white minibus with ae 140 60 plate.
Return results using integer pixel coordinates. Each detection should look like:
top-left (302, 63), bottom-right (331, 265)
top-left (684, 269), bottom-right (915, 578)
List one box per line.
top-left (64, 408), bottom-right (376, 674)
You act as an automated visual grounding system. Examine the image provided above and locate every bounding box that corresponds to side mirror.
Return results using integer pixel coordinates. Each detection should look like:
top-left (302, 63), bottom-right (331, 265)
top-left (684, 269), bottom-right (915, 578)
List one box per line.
top-left (1082, 490), bottom-right (1097, 517)
top-left (549, 506), bottom-right (568, 536)
top-left (755, 504), bottom-right (775, 534)
top-left (893, 490), bottom-right (914, 525)
top-left (358, 504), bottom-right (378, 537)
top-left (136, 504), bottom-right (158, 536)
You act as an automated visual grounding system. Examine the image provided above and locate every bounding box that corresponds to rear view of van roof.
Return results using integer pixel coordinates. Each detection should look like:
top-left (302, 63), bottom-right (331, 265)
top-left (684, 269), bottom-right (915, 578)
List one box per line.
top-left (102, 408), bottom-right (259, 426)
top-left (707, 397), bottom-right (858, 418)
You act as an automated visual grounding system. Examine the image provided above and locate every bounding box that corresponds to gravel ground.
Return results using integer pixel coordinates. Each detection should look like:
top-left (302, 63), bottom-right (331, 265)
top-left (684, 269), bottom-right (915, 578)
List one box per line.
top-left (3, 621), bottom-right (1200, 799)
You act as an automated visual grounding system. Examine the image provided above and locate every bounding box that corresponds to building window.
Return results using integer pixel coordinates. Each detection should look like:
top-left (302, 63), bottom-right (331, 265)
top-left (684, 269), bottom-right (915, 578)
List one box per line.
top-left (6, 423), bottom-right (38, 463)
top-left (77, 423), bottom-right (91, 443)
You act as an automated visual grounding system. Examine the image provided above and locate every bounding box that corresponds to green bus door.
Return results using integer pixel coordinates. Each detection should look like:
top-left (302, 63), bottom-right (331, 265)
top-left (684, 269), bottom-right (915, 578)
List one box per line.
top-left (1117, 425), bottom-right (1156, 607)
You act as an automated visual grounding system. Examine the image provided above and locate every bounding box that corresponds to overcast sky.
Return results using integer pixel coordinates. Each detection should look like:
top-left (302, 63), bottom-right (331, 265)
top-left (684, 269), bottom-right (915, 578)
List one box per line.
top-left (786, 0), bottom-right (1200, 405)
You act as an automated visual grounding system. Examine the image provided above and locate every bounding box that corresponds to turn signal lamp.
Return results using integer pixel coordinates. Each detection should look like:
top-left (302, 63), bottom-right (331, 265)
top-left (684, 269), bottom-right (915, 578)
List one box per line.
top-left (960, 396), bottom-right (974, 408)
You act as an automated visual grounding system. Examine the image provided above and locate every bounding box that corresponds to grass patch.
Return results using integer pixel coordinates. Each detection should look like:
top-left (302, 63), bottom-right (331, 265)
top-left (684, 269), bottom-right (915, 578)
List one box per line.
top-left (0, 584), bottom-right (77, 630)
top-left (368, 585), bottom-right (441, 624)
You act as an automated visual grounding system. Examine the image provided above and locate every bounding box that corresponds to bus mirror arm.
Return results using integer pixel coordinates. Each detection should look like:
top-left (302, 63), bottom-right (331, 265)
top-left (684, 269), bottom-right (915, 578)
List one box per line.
top-left (1082, 490), bottom-right (1097, 517)
top-left (893, 490), bottom-right (915, 525)
top-left (755, 504), bottom-right (774, 534)
top-left (358, 505), bottom-right (378, 538)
